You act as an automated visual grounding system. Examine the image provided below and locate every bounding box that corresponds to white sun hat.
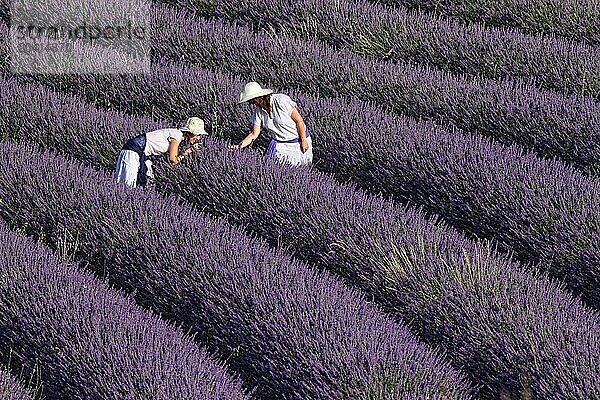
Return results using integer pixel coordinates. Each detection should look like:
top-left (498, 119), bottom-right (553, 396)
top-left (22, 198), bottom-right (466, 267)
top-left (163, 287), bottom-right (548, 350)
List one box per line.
top-left (180, 117), bottom-right (208, 136)
top-left (238, 82), bottom-right (273, 104)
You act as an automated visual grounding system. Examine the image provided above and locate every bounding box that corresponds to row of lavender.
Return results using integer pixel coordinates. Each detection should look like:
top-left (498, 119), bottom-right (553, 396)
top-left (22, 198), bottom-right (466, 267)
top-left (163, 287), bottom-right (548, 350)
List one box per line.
top-left (3, 77), bottom-right (599, 399)
top-left (0, 140), bottom-right (474, 399)
top-left (162, 0), bottom-right (600, 98)
top-left (380, 0), bottom-right (600, 45)
top-left (0, 366), bottom-right (34, 400)
top-left (0, 218), bottom-right (251, 399)
top-left (15, 40), bottom-right (600, 309)
top-left (146, 6), bottom-right (600, 174)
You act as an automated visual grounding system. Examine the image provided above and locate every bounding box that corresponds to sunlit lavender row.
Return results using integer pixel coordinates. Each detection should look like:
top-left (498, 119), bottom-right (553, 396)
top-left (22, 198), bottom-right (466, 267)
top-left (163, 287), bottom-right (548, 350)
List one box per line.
top-left (0, 219), bottom-right (250, 400)
top-left (380, 0), bottom-right (600, 45)
top-left (3, 78), bottom-right (599, 399)
top-left (162, 0), bottom-right (600, 98)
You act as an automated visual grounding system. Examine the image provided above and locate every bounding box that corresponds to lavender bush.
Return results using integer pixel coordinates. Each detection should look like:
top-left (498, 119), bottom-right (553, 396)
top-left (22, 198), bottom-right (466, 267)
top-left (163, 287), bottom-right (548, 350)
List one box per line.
top-left (0, 222), bottom-right (251, 400)
top-left (379, 0), bottom-right (600, 46)
top-left (2, 78), bottom-right (599, 399)
top-left (17, 54), bottom-right (600, 307)
top-left (0, 367), bottom-right (35, 400)
top-left (162, 0), bottom-right (600, 98)
top-left (0, 143), bottom-right (471, 399)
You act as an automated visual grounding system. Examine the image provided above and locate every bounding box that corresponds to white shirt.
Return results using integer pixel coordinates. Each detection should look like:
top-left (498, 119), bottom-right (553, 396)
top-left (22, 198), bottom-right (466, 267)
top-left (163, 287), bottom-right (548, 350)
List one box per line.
top-left (144, 128), bottom-right (183, 156)
top-left (251, 94), bottom-right (300, 142)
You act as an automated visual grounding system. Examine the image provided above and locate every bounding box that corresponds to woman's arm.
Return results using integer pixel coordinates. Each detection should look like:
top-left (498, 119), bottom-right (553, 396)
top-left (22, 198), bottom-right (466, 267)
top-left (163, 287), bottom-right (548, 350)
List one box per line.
top-left (234, 124), bottom-right (261, 149)
top-left (168, 139), bottom-right (182, 164)
top-left (291, 108), bottom-right (308, 153)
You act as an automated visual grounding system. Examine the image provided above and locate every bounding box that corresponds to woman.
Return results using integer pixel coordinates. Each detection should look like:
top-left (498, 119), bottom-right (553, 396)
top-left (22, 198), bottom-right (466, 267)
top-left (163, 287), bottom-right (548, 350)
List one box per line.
top-left (233, 82), bottom-right (312, 166)
top-left (114, 116), bottom-right (208, 188)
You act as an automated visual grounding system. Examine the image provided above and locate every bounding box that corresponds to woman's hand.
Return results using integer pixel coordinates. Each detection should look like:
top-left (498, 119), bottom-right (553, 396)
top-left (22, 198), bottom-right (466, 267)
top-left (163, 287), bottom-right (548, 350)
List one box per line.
top-left (300, 140), bottom-right (309, 154)
top-left (190, 142), bottom-right (201, 151)
top-left (291, 108), bottom-right (309, 154)
top-left (232, 125), bottom-right (261, 150)
top-left (184, 146), bottom-right (195, 156)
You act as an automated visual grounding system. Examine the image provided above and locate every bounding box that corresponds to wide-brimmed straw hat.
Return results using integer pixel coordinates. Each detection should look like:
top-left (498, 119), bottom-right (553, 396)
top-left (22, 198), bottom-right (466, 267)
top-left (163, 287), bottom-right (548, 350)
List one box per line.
top-left (180, 117), bottom-right (208, 136)
top-left (238, 82), bottom-right (273, 104)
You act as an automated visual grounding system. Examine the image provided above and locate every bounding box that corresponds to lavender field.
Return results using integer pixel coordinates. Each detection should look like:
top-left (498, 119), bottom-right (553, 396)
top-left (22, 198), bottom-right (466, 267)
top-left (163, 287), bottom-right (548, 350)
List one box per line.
top-left (0, 0), bottom-right (599, 399)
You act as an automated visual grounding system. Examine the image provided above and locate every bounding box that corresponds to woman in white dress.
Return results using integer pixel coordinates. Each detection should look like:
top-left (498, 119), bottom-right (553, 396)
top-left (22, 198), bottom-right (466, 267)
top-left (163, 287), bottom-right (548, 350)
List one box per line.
top-left (233, 82), bottom-right (313, 166)
top-left (114, 117), bottom-right (208, 188)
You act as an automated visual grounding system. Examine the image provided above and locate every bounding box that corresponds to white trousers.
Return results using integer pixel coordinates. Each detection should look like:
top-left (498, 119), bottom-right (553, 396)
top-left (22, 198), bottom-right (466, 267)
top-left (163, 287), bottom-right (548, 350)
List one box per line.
top-left (273, 137), bottom-right (313, 166)
top-left (114, 150), bottom-right (154, 188)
